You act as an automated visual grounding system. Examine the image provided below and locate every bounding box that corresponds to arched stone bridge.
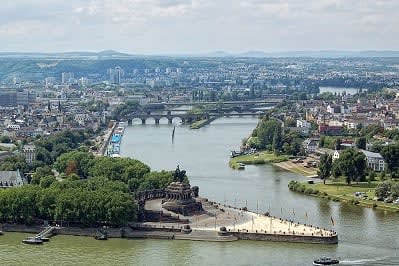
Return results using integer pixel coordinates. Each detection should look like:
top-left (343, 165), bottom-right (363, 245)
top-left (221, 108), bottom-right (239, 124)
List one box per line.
top-left (125, 110), bottom-right (263, 125)
top-left (126, 112), bottom-right (208, 125)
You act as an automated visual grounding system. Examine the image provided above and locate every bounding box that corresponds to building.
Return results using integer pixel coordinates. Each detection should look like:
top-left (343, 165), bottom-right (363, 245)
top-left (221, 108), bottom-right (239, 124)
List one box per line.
top-left (22, 144), bottom-right (36, 164)
top-left (361, 150), bottom-right (386, 172)
top-left (296, 119), bottom-right (311, 129)
top-left (0, 170), bottom-right (27, 188)
top-left (332, 150), bottom-right (342, 160)
top-left (0, 89), bottom-right (17, 107)
top-left (303, 138), bottom-right (319, 153)
top-left (109, 67), bottom-right (123, 85)
top-left (61, 72), bottom-right (74, 84)
top-left (0, 89), bottom-right (35, 108)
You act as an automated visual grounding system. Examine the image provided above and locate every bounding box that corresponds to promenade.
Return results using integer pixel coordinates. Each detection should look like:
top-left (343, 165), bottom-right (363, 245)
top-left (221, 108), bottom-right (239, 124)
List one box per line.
top-left (144, 198), bottom-right (337, 242)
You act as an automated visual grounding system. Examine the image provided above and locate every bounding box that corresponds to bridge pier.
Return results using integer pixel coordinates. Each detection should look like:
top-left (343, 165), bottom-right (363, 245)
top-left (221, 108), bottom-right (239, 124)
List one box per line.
top-left (155, 118), bottom-right (160, 125)
top-left (141, 118), bottom-right (146, 125)
top-left (168, 118), bottom-right (173, 124)
top-left (127, 119), bottom-right (132, 126)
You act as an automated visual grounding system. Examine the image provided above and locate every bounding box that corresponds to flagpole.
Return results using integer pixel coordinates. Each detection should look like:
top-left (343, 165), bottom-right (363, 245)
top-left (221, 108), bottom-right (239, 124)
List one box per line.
top-left (256, 200), bottom-right (259, 215)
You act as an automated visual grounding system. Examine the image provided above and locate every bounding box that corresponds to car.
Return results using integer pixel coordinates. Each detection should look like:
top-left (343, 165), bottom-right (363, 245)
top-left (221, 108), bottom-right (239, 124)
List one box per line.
top-left (354, 192), bottom-right (365, 197)
top-left (384, 197), bottom-right (393, 203)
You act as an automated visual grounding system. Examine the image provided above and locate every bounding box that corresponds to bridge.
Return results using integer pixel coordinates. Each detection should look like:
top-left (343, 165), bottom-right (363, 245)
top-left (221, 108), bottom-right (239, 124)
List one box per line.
top-left (126, 112), bottom-right (208, 125)
top-left (146, 98), bottom-right (284, 108)
top-left (125, 110), bottom-right (263, 125)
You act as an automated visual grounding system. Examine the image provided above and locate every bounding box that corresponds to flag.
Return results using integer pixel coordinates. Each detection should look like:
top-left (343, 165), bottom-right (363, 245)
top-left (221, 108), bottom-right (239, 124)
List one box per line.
top-left (305, 212), bottom-right (308, 219)
top-left (292, 208), bottom-right (295, 216)
top-left (330, 216), bottom-right (335, 226)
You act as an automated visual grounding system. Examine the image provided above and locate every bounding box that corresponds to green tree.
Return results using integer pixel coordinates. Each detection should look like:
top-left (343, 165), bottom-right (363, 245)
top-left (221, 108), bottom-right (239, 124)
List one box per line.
top-left (356, 137), bottom-right (367, 150)
top-left (375, 181), bottom-right (391, 199)
top-left (319, 135), bottom-right (325, 148)
top-left (272, 125), bottom-right (283, 154)
top-left (318, 154), bottom-right (332, 184)
top-left (381, 144), bottom-right (399, 174)
top-left (40, 175), bottom-right (56, 188)
top-left (31, 166), bottom-right (53, 185)
top-left (334, 138), bottom-right (342, 150)
top-left (335, 149), bottom-right (366, 184)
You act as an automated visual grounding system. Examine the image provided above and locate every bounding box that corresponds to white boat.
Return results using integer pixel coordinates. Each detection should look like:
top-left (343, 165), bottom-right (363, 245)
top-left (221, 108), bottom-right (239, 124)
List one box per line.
top-left (313, 257), bottom-right (339, 265)
top-left (22, 237), bottom-right (43, 245)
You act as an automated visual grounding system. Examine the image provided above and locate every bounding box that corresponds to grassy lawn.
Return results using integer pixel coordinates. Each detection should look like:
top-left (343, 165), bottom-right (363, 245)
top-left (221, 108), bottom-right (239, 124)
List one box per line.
top-left (229, 151), bottom-right (288, 169)
top-left (291, 181), bottom-right (399, 212)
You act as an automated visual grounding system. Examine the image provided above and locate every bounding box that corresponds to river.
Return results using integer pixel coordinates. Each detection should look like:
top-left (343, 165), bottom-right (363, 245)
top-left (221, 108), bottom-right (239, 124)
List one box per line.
top-left (2, 118), bottom-right (398, 265)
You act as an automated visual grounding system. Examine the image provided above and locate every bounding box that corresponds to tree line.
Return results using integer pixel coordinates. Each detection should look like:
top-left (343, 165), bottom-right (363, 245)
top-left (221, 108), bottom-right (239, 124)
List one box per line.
top-left (0, 130), bottom-right (182, 227)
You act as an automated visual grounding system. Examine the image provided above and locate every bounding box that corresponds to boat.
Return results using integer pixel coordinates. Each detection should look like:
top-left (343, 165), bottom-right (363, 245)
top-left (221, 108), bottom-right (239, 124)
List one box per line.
top-left (22, 237), bottom-right (43, 245)
top-left (94, 234), bottom-right (108, 240)
top-left (238, 163), bottom-right (246, 170)
top-left (40, 237), bottom-right (50, 242)
top-left (115, 126), bottom-right (125, 135)
top-left (313, 257), bottom-right (339, 265)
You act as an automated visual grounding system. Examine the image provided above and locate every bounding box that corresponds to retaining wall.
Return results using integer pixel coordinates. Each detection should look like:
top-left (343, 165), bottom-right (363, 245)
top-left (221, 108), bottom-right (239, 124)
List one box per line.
top-left (231, 231), bottom-right (338, 244)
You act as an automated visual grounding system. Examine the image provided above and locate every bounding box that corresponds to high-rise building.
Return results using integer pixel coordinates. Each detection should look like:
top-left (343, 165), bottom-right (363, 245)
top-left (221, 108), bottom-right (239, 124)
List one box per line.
top-left (0, 89), bottom-right (35, 107)
top-left (109, 66), bottom-right (123, 85)
top-left (114, 66), bottom-right (122, 85)
top-left (61, 72), bottom-right (74, 84)
top-left (0, 89), bottom-right (17, 107)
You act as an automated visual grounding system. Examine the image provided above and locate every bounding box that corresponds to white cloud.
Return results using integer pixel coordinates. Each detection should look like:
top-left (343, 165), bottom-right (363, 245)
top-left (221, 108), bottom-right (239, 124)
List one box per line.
top-left (0, 0), bottom-right (398, 52)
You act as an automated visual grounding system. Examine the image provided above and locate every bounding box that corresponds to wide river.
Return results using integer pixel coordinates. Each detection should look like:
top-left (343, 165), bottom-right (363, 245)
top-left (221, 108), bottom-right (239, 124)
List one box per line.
top-left (2, 118), bottom-right (398, 265)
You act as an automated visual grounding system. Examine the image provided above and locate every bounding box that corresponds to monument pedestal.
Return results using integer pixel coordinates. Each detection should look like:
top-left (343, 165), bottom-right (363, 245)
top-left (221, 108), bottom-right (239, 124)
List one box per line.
top-left (162, 182), bottom-right (203, 216)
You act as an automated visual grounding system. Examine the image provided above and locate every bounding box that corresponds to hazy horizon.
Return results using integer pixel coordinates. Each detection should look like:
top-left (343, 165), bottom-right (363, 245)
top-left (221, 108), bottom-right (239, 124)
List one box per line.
top-left (1, 1), bottom-right (399, 53)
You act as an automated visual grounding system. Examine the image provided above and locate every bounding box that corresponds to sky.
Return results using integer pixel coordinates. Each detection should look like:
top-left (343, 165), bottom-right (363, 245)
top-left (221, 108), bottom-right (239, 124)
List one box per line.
top-left (1, 0), bottom-right (398, 54)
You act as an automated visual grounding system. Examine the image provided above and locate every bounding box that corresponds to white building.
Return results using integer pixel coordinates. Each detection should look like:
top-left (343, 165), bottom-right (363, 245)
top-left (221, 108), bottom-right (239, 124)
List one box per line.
top-left (22, 144), bottom-right (36, 164)
top-left (303, 138), bottom-right (319, 153)
top-left (361, 150), bottom-right (386, 172)
top-left (296, 119), bottom-right (311, 129)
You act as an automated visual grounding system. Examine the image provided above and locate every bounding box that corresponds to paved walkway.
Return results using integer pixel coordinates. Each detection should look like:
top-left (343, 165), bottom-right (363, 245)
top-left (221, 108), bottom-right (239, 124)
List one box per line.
top-left (144, 199), bottom-right (336, 238)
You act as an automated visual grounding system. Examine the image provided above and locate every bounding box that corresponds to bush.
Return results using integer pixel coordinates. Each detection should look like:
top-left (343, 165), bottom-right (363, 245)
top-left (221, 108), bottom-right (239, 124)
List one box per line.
top-left (304, 188), bottom-right (314, 194)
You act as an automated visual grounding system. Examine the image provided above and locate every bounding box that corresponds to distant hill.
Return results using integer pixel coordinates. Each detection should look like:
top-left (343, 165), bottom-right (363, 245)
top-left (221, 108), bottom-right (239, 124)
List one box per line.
top-left (1, 50), bottom-right (399, 59)
top-left (0, 50), bottom-right (133, 59)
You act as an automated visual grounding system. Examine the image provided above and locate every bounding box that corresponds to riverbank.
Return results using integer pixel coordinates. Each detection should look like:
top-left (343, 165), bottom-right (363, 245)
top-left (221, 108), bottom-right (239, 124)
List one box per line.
top-left (96, 122), bottom-right (117, 156)
top-left (288, 180), bottom-right (399, 213)
top-left (229, 151), bottom-right (288, 169)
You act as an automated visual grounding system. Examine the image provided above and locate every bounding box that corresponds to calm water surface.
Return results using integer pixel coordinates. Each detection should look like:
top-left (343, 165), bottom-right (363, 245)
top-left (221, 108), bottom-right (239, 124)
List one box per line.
top-left (2, 118), bottom-right (398, 265)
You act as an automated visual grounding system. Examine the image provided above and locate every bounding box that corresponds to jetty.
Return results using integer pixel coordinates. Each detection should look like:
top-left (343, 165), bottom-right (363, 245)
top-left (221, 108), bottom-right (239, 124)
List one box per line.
top-left (22, 226), bottom-right (56, 244)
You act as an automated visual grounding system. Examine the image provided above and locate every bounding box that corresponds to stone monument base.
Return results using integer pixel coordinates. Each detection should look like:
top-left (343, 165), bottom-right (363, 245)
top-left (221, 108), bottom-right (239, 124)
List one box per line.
top-left (162, 182), bottom-right (203, 216)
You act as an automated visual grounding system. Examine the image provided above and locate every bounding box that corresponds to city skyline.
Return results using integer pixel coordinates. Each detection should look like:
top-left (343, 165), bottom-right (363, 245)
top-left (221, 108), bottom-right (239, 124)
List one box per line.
top-left (1, 0), bottom-right (399, 54)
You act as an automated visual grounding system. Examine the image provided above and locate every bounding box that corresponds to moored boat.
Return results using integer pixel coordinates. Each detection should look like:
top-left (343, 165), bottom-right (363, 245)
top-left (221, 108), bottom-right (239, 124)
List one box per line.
top-left (22, 237), bottom-right (43, 245)
top-left (238, 163), bottom-right (246, 170)
top-left (95, 234), bottom-right (108, 240)
top-left (313, 257), bottom-right (339, 265)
